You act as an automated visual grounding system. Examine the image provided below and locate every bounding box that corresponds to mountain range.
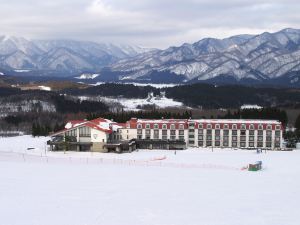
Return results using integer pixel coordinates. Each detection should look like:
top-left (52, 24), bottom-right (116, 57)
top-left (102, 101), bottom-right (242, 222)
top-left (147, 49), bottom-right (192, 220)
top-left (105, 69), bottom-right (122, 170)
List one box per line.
top-left (1, 28), bottom-right (300, 86)
top-left (0, 36), bottom-right (153, 74)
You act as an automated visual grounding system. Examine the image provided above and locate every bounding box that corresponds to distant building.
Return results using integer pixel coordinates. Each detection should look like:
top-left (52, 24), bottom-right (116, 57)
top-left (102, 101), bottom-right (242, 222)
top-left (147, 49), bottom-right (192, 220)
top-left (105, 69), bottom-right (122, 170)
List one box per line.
top-left (48, 117), bottom-right (283, 152)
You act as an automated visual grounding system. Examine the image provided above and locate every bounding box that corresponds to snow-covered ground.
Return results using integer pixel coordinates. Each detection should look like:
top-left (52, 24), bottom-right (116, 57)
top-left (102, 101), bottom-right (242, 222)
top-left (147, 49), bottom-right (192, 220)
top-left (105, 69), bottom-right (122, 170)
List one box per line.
top-left (75, 73), bottom-right (100, 80)
top-left (0, 135), bottom-right (299, 225)
top-left (78, 95), bottom-right (183, 111)
top-left (38, 85), bottom-right (52, 91)
top-left (91, 82), bottom-right (179, 88)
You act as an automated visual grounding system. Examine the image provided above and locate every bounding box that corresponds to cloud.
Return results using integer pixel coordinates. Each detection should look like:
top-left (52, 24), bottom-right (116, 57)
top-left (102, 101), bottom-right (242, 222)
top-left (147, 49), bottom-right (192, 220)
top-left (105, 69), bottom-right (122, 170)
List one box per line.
top-left (0, 0), bottom-right (299, 48)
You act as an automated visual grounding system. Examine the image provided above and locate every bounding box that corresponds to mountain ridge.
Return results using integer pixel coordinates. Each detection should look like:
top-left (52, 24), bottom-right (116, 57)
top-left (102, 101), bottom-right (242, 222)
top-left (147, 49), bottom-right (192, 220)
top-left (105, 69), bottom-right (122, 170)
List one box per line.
top-left (105, 28), bottom-right (300, 86)
top-left (1, 28), bottom-right (300, 87)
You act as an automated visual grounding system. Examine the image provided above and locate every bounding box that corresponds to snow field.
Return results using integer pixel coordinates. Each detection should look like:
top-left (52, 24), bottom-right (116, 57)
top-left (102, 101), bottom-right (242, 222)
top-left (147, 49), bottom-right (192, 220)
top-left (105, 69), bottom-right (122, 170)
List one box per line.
top-left (0, 136), bottom-right (299, 225)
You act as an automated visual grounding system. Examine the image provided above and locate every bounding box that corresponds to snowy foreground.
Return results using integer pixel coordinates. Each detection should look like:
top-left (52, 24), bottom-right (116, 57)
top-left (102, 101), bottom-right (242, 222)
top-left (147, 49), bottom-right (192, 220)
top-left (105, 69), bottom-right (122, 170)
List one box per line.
top-left (0, 136), bottom-right (299, 225)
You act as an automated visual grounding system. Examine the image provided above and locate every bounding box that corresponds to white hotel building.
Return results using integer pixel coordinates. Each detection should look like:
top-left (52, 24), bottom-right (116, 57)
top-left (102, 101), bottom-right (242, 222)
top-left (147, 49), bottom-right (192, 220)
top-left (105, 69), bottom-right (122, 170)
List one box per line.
top-left (49, 118), bottom-right (283, 152)
top-left (121, 118), bottom-right (283, 150)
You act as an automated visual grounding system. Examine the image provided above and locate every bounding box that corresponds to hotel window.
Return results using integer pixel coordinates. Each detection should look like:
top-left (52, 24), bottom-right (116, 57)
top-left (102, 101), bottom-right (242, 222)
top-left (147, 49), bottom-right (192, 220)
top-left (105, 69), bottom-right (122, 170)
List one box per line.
top-left (66, 129), bottom-right (77, 137)
top-left (275, 142), bottom-right (280, 147)
top-left (240, 136), bottom-right (246, 141)
top-left (249, 130), bottom-right (254, 135)
top-left (258, 130), bottom-right (263, 136)
top-left (276, 125), bottom-right (281, 130)
top-left (249, 142), bottom-right (254, 147)
top-left (198, 135), bottom-right (203, 140)
top-left (258, 124), bottom-right (263, 130)
top-left (179, 130), bottom-right (184, 135)
top-left (198, 141), bottom-right (203, 147)
top-left (154, 124), bottom-right (159, 129)
top-left (215, 124), bottom-right (220, 129)
top-left (206, 135), bottom-right (212, 140)
top-left (207, 124), bottom-right (212, 129)
top-left (189, 123), bottom-right (195, 128)
top-left (249, 124), bottom-right (254, 130)
top-left (171, 124), bottom-right (176, 130)
top-left (267, 125), bottom-right (272, 130)
top-left (137, 124), bottom-right (142, 129)
top-left (154, 130), bottom-right (159, 139)
top-left (215, 130), bottom-right (220, 135)
top-left (266, 130), bottom-right (272, 136)
top-left (241, 124), bottom-right (246, 130)
top-left (207, 129), bottom-right (212, 135)
top-left (223, 130), bottom-right (229, 135)
top-left (240, 142), bottom-right (246, 148)
top-left (215, 141), bottom-right (220, 146)
top-left (215, 136), bottom-right (220, 141)
top-left (223, 136), bottom-right (229, 141)
top-left (206, 141), bottom-right (212, 146)
top-left (162, 124), bottom-right (167, 129)
top-left (240, 130), bottom-right (246, 136)
top-left (266, 136), bottom-right (272, 142)
top-left (79, 126), bottom-right (91, 137)
top-left (223, 141), bottom-right (229, 147)
top-left (179, 124), bottom-right (184, 130)
top-left (249, 136), bottom-right (254, 141)
top-left (232, 130), bottom-right (237, 135)
top-left (198, 129), bottom-right (203, 135)
top-left (224, 124), bottom-right (229, 129)
top-left (137, 129), bottom-right (142, 134)
top-left (275, 131), bottom-right (281, 136)
top-left (179, 136), bottom-right (185, 141)
top-left (171, 128), bottom-right (176, 140)
top-left (232, 124), bottom-right (237, 130)
top-left (198, 124), bottom-right (203, 129)
top-left (258, 136), bottom-right (263, 141)
top-left (146, 124), bottom-right (150, 129)
top-left (232, 136), bottom-right (237, 141)
top-left (145, 129), bottom-right (151, 139)
top-left (232, 142), bottom-right (237, 147)
top-left (266, 142), bottom-right (272, 148)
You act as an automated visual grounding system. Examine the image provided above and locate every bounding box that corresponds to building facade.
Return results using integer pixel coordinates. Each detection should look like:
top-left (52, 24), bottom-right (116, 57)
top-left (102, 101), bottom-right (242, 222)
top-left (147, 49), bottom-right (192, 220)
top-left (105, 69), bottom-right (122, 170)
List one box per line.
top-left (120, 118), bottom-right (283, 150)
top-left (49, 117), bottom-right (283, 152)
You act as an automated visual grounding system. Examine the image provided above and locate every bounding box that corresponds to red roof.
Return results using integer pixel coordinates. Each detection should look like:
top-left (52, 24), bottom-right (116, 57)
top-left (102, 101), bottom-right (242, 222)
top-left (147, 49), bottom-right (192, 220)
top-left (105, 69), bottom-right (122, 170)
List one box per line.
top-left (51, 118), bottom-right (121, 136)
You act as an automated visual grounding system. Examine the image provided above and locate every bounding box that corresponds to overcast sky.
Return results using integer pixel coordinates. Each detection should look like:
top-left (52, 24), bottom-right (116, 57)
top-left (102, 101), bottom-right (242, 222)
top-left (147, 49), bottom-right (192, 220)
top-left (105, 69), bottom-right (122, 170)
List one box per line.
top-left (0, 0), bottom-right (299, 48)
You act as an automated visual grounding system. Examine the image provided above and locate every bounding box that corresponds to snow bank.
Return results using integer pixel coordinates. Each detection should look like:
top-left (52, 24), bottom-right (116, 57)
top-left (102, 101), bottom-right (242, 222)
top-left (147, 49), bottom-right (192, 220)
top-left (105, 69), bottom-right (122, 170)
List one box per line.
top-left (75, 73), bottom-right (100, 80)
top-left (38, 85), bottom-right (51, 91)
top-left (0, 136), bottom-right (299, 225)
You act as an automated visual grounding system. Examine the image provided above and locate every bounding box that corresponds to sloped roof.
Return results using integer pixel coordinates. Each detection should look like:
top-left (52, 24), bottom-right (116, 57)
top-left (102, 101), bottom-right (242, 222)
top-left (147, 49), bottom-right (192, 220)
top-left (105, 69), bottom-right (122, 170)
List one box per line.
top-left (51, 118), bottom-right (125, 136)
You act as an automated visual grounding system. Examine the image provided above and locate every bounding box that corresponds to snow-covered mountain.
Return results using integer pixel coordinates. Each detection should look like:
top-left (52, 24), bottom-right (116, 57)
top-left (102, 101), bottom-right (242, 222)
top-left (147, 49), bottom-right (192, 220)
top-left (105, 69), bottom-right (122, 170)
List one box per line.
top-left (2, 29), bottom-right (300, 86)
top-left (0, 36), bottom-right (154, 74)
top-left (108, 28), bottom-right (300, 85)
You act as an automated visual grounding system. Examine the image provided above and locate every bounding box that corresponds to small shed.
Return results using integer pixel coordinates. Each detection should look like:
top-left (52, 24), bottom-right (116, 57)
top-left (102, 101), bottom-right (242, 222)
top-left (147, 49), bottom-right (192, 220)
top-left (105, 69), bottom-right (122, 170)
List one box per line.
top-left (248, 161), bottom-right (262, 171)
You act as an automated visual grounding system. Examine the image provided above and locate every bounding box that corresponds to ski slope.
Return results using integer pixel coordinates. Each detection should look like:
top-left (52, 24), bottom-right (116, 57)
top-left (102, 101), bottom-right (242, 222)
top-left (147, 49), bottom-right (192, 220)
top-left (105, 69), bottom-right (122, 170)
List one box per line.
top-left (0, 135), bottom-right (299, 225)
